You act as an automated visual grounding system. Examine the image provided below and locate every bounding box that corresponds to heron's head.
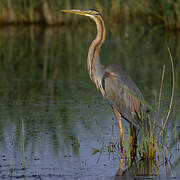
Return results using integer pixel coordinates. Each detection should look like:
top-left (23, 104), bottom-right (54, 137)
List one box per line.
top-left (61, 9), bottom-right (102, 18)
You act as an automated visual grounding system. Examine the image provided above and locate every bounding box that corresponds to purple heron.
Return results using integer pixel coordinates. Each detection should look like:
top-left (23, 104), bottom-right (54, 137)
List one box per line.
top-left (62, 9), bottom-right (149, 148)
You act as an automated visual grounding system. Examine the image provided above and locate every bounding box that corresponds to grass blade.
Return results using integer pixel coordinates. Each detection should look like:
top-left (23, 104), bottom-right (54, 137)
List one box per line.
top-left (159, 48), bottom-right (175, 136)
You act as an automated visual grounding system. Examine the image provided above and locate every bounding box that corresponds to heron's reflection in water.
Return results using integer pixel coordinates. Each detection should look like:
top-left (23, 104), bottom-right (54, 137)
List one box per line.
top-left (115, 158), bottom-right (158, 180)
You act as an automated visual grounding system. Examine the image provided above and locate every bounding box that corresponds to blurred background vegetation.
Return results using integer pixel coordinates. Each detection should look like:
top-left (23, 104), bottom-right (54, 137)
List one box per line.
top-left (0, 0), bottom-right (180, 30)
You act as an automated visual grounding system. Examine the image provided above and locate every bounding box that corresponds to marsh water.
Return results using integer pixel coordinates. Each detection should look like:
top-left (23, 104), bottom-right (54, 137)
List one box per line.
top-left (0, 22), bottom-right (180, 179)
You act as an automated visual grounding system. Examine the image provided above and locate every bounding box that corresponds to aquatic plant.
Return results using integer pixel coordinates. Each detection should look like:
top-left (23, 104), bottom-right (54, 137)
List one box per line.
top-left (132, 48), bottom-right (174, 162)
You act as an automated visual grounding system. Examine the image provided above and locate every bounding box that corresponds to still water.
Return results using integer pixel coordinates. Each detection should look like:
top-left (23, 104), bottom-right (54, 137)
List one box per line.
top-left (0, 22), bottom-right (180, 179)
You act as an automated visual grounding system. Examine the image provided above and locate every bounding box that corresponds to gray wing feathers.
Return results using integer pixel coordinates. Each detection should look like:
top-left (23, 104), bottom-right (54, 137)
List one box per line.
top-left (103, 64), bottom-right (147, 129)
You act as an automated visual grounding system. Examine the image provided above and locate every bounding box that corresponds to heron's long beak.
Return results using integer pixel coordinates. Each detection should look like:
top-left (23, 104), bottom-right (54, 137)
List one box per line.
top-left (61, 9), bottom-right (87, 16)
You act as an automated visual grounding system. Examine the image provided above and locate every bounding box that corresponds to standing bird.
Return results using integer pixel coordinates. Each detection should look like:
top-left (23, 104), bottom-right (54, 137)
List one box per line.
top-left (62, 9), bottom-right (149, 151)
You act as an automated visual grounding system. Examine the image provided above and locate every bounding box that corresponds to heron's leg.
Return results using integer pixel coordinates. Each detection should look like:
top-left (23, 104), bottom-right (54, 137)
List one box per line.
top-left (129, 123), bottom-right (137, 161)
top-left (116, 150), bottom-right (125, 176)
top-left (112, 106), bottom-right (125, 148)
top-left (129, 123), bottom-right (134, 158)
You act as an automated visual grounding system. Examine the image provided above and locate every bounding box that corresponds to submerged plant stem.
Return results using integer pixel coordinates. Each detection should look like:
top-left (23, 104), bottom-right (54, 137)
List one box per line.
top-left (22, 120), bottom-right (26, 170)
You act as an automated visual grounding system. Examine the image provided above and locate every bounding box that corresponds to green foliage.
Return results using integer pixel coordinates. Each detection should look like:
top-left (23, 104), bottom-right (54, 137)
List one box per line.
top-left (0, 0), bottom-right (180, 29)
top-left (92, 148), bottom-right (100, 155)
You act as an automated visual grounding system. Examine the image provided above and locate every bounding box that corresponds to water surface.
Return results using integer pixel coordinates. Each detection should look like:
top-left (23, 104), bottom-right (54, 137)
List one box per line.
top-left (0, 23), bottom-right (180, 179)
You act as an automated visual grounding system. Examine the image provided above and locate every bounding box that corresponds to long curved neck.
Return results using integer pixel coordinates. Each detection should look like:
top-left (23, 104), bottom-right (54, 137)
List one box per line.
top-left (87, 15), bottom-right (106, 86)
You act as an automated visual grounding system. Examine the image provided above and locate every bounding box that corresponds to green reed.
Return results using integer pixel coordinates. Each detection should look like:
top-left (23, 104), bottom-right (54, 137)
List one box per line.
top-left (137, 48), bottom-right (174, 161)
top-left (0, 0), bottom-right (180, 29)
